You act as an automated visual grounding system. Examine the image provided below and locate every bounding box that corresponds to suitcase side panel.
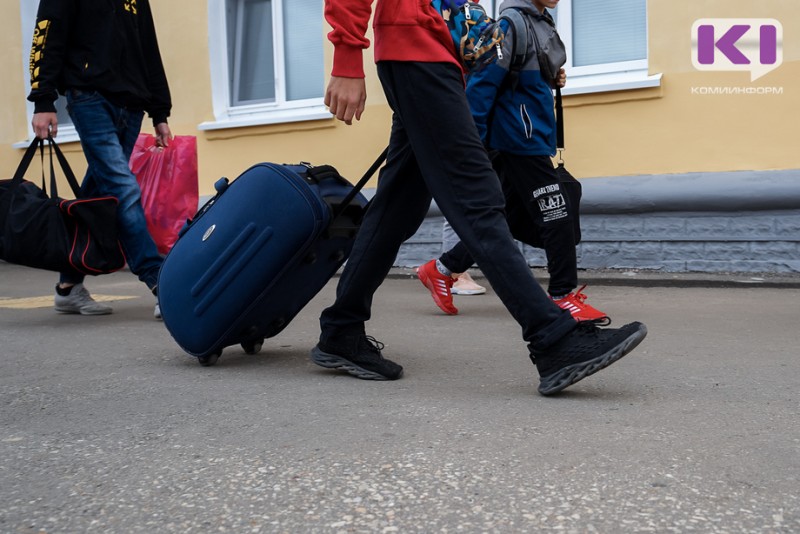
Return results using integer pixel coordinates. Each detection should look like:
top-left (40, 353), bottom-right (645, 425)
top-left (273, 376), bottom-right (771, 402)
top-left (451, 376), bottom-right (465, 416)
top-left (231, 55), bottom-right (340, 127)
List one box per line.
top-left (216, 169), bottom-right (371, 346)
top-left (218, 231), bottom-right (357, 347)
top-left (192, 223), bottom-right (274, 317)
top-left (159, 164), bottom-right (329, 356)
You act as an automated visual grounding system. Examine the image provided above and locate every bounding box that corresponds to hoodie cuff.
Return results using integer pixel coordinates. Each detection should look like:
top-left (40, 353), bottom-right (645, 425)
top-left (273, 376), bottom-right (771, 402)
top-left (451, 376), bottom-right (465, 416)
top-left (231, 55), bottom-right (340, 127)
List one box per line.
top-left (150, 114), bottom-right (169, 128)
top-left (331, 45), bottom-right (366, 79)
top-left (33, 100), bottom-right (57, 114)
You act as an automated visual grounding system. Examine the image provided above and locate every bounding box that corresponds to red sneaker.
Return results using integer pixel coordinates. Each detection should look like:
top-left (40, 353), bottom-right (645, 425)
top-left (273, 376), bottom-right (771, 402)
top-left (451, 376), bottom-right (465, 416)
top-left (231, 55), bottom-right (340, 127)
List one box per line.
top-left (417, 260), bottom-right (458, 315)
top-left (553, 285), bottom-right (610, 324)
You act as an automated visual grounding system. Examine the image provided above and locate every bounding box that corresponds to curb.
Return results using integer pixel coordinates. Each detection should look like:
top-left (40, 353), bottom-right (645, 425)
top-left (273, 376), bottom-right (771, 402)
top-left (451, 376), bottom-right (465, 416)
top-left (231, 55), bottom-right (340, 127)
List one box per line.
top-left (383, 268), bottom-right (800, 289)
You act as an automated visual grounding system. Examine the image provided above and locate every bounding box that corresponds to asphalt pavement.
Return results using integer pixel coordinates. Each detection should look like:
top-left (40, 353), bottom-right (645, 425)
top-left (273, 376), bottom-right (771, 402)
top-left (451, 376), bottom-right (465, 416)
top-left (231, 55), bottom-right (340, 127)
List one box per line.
top-left (1, 261), bottom-right (798, 533)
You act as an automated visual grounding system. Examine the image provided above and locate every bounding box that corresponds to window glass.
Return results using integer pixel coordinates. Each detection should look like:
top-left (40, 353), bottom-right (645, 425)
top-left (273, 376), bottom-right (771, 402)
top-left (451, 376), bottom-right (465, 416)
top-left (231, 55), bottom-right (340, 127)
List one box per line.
top-left (206, 0), bottom-right (329, 128)
top-left (225, 0), bottom-right (323, 107)
top-left (228, 0), bottom-right (275, 105)
top-left (571, 0), bottom-right (646, 67)
top-left (284, 0), bottom-right (324, 101)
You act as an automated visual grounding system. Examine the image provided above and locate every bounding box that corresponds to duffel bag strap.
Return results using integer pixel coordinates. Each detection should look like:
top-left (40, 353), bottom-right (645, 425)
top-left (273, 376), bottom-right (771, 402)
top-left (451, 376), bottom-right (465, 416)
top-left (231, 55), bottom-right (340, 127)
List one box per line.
top-left (9, 137), bottom-right (83, 200)
top-left (48, 136), bottom-right (83, 198)
top-left (332, 146), bottom-right (388, 219)
top-left (8, 138), bottom-right (43, 191)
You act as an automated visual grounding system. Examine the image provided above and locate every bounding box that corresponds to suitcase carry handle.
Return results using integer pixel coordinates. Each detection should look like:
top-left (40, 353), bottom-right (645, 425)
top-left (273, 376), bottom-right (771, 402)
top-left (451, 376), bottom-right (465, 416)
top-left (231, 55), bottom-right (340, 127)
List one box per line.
top-left (331, 146), bottom-right (388, 220)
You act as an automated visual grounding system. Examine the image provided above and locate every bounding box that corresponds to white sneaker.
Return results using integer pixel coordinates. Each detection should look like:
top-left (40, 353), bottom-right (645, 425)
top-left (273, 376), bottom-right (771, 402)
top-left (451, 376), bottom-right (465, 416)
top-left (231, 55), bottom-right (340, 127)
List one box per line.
top-left (154, 303), bottom-right (162, 321)
top-left (54, 283), bottom-right (112, 315)
top-left (451, 271), bottom-right (486, 295)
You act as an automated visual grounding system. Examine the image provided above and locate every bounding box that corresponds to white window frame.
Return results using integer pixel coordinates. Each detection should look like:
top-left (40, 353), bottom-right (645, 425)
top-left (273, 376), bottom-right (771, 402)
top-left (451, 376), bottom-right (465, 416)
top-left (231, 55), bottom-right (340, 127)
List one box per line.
top-left (492, 0), bottom-right (661, 96)
top-left (553, 0), bottom-right (660, 95)
top-left (15, 1), bottom-right (80, 147)
top-left (200, 0), bottom-right (330, 131)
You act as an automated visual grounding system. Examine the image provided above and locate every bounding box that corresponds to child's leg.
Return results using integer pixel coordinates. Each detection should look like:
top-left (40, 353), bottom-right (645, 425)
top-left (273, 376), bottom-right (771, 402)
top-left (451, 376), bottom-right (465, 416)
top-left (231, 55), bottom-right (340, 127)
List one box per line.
top-left (495, 153), bottom-right (578, 297)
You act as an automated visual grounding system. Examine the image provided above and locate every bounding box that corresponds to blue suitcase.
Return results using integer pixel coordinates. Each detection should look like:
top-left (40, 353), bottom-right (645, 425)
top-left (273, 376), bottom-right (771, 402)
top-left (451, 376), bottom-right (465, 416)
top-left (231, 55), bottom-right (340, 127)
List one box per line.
top-left (158, 151), bottom-right (385, 365)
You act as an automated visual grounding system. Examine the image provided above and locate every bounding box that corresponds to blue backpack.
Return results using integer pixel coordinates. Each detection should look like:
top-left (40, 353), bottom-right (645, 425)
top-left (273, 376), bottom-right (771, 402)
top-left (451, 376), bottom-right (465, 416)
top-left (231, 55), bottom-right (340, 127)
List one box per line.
top-left (431, 0), bottom-right (528, 72)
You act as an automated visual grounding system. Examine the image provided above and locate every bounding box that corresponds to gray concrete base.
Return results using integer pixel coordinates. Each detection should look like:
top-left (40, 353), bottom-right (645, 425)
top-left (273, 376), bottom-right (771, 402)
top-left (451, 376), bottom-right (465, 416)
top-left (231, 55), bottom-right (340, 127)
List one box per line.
top-left (394, 168), bottom-right (800, 274)
top-left (200, 167), bottom-right (800, 274)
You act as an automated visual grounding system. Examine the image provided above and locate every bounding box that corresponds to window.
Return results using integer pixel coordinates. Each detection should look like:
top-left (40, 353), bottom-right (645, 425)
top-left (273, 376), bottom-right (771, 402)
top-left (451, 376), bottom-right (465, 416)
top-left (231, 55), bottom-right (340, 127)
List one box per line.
top-left (495, 0), bottom-right (660, 95)
top-left (18, 1), bottom-right (77, 144)
top-left (203, 0), bottom-right (329, 130)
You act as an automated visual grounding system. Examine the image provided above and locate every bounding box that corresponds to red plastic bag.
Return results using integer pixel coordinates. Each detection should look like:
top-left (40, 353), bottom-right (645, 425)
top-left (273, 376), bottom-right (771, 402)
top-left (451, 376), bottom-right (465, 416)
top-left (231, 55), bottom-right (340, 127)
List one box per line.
top-left (129, 134), bottom-right (198, 255)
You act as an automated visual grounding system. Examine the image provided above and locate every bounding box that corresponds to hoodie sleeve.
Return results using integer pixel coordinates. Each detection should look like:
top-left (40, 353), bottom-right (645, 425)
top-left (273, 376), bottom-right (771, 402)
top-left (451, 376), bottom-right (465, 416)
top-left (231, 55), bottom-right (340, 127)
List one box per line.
top-left (466, 18), bottom-right (514, 144)
top-left (324, 0), bottom-right (374, 78)
top-left (27, 0), bottom-right (75, 114)
top-left (138, 0), bottom-right (172, 126)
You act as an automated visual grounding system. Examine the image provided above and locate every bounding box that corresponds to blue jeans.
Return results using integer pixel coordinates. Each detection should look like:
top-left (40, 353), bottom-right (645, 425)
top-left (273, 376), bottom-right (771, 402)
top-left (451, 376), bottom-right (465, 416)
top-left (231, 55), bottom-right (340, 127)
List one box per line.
top-left (60, 89), bottom-right (162, 290)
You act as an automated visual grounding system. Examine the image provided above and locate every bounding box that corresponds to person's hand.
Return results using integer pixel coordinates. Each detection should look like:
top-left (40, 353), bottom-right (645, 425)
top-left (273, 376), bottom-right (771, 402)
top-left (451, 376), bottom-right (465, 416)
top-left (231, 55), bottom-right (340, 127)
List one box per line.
top-left (32, 112), bottom-right (58, 139)
top-left (324, 76), bottom-right (366, 125)
top-left (556, 68), bottom-right (567, 88)
top-left (154, 122), bottom-right (173, 148)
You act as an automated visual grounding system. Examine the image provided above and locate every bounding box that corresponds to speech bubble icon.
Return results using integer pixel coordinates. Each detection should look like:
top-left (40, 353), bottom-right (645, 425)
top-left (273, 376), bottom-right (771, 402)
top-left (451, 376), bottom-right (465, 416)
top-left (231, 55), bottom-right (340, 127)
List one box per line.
top-left (691, 18), bottom-right (783, 82)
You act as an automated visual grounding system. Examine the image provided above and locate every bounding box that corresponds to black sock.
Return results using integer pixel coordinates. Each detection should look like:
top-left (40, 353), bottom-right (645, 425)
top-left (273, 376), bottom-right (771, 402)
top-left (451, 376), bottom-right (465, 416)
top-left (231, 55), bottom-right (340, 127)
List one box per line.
top-left (55, 284), bottom-right (73, 296)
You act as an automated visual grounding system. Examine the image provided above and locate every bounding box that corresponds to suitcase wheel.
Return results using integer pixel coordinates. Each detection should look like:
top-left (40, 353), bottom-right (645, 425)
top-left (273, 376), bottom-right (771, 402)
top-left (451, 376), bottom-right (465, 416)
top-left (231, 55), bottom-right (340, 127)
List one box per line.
top-left (242, 338), bottom-right (264, 355)
top-left (198, 351), bottom-right (221, 367)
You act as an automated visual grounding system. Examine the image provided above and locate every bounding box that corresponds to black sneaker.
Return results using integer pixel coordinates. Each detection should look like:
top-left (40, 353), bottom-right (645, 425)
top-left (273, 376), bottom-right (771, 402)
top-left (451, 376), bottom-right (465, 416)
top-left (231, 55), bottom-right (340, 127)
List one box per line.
top-left (311, 334), bottom-right (403, 381)
top-left (533, 321), bottom-right (647, 396)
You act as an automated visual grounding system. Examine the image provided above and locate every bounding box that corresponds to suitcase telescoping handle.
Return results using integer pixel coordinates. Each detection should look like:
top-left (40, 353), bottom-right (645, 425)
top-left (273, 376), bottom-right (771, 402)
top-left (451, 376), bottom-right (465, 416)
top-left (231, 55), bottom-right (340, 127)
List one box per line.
top-left (332, 146), bottom-right (388, 220)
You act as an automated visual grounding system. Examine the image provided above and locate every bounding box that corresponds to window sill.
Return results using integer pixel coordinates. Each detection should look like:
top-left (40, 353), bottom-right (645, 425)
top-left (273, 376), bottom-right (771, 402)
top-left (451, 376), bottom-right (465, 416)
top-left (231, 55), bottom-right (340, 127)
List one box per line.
top-left (12, 129), bottom-right (81, 149)
top-left (561, 71), bottom-right (662, 96)
top-left (198, 106), bottom-right (333, 131)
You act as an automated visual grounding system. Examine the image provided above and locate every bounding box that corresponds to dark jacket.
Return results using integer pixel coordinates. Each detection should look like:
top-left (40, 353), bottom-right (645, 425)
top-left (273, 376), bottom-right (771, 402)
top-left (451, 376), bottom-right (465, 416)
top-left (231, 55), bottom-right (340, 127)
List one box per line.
top-left (28, 0), bottom-right (171, 126)
top-left (466, 0), bottom-right (566, 156)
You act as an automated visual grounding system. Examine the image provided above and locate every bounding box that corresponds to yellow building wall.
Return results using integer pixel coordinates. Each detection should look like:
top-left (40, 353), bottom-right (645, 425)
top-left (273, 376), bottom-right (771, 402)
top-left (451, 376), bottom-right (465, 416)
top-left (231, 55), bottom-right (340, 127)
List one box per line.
top-left (156, 1), bottom-right (391, 196)
top-left (1, 3), bottom-right (30, 160)
top-left (560, 0), bottom-right (800, 178)
top-left (2, 1), bottom-right (797, 197)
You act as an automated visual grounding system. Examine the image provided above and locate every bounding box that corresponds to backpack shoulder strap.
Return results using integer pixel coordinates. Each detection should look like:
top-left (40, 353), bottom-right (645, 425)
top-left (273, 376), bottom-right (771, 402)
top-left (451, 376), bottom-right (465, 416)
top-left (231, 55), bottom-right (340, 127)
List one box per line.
top-left (499, 8), bottom-right (529, 71)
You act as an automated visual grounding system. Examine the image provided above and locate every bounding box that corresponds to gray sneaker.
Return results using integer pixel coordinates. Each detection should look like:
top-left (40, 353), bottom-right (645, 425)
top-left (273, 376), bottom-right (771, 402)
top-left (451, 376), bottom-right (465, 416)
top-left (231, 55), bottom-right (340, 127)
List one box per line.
top-left (54, 284), bottom-right (113, 315)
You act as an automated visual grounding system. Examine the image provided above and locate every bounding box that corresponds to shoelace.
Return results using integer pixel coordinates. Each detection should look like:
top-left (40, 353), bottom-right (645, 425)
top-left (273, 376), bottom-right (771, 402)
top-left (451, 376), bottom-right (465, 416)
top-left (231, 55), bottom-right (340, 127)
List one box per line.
top-left (75, 286), bottom-right (94, 301)
top-left (571, 285), bottom-right (612, 325)
top-left (531, 320), bottom-right (602, 365)
top-left (573, 320), bottom-right (602, 336)
top-left (360, 335), bottom-right (385, 354)
top-left (572, 284), bottom-right (589, 303)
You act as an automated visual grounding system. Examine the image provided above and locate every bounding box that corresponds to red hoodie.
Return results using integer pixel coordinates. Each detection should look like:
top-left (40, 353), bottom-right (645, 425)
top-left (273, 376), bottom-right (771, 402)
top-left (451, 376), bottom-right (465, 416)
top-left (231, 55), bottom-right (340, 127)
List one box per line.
top-left (325, 0), bottom-right (463, 78)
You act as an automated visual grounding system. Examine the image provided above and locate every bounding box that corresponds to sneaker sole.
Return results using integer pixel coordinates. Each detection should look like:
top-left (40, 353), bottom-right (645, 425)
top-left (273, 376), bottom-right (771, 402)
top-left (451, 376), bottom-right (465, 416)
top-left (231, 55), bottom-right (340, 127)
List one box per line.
top-left (54, 307), bottom-right (112, 316)
top-left (310, 346), bottom-right (401, 381)
top-left (576, 316), bottom-right (612, 326)
top-left (538, 323), bottom-right (648, 396)
top-left (451, 288), bottom-right (486, 296)
top-left (417, 270), bottom-right (458, 315)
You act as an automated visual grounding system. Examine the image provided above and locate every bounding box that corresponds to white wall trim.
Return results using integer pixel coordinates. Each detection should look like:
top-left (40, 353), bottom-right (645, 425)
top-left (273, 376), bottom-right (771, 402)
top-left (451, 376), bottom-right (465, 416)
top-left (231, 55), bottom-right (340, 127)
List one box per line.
top-left (197, 105), bottom-right (332, 131)
top-left (562, 71), bottom-right (662, 96)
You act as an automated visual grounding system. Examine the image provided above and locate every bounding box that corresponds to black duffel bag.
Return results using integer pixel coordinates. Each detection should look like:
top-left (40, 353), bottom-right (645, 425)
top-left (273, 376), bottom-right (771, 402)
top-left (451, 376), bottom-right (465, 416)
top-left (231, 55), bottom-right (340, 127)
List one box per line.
top-left (0, 137), bottom-right (125, 275)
